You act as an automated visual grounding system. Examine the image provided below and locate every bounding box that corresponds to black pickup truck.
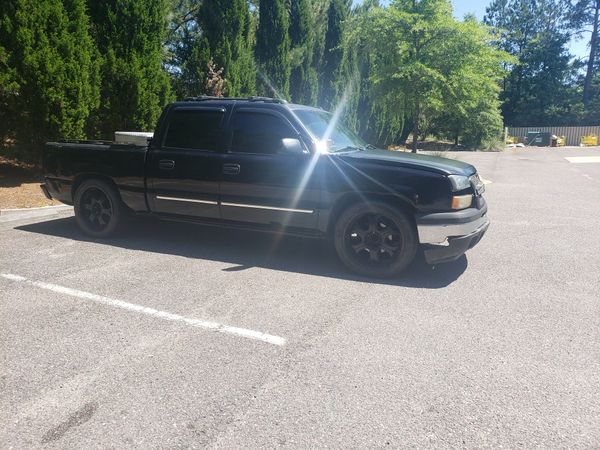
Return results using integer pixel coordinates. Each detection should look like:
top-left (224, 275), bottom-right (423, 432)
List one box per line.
top-left (43, 97), bottom-right (489, 277)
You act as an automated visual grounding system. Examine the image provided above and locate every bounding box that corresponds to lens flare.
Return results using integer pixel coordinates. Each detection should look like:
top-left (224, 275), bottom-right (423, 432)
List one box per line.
top-left (320, 83), bottom-right (353, 147)
top-left (257, 70), bottom-right (283, 100)
top-left (267, 79), bottom-right (358, 253)
top-left (327, 155), bottom-right (371, 207)
top-left (334, 156), bottom-right (404, 197)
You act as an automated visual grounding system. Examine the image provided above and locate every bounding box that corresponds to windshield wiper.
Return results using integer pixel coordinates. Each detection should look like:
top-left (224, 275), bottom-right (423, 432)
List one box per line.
top-left (331, 145), bottom-right (365, 153)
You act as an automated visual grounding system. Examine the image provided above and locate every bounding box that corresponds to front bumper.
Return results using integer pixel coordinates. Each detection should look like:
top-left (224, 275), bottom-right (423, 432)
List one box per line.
top-left (422, 219), bottom-right (489, 264)
top-left (416, 198), bottom-right (489, 264)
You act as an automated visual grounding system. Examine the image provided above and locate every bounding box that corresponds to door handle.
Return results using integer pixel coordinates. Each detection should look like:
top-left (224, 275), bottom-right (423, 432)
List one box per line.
top-left (222, 163), bottom-right (241, 175)
top-left (159, 159), bottom-right (175, 170)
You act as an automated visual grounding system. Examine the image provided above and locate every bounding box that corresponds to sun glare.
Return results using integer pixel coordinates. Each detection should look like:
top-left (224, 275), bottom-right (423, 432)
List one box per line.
top-left (257, 70), bottom-right (283, 100)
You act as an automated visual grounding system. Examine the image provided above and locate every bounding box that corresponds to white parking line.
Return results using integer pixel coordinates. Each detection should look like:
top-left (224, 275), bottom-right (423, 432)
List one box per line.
top-left (565, 156), bottom-right (600, 163)
top-left (0, 273), bottom-right (285, 346)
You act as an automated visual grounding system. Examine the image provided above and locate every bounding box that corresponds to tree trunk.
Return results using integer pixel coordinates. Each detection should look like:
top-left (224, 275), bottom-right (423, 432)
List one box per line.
top-left (411, 99), bottom-right (419, 153)
top-left (583, 0), bottom-right (600, 109)
top-left (397, 118), bottom-right (413, 145)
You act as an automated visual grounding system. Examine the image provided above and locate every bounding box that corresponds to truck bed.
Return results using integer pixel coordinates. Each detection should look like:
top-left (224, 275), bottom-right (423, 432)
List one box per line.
top-left (43, 140), bottom-right (148, 211)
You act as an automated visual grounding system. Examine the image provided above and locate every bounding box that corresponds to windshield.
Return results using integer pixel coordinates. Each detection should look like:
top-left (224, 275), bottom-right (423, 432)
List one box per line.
top-left (294, 109), bottom-right (366, 152)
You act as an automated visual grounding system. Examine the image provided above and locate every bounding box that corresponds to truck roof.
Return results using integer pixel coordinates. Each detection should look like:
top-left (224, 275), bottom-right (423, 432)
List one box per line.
top-left (170, 96), bottom-right (324, 113)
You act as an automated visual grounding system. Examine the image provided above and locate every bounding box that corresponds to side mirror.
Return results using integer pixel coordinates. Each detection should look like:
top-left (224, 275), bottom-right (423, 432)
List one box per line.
top-left (280, 138), bottom-right (308, 155)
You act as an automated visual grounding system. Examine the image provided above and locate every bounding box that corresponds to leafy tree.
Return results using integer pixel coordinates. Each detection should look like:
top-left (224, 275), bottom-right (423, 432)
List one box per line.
top-left (433, 16), bottom-right (508, 146)
top-left (352, 0), bottom-right (509, 150)
top-left (360, 0), bottom-right (458, 151)
top-left (88, 0), bottom-right (173, 138)
top-left (289, 0), bottom-right (318, 104)
top-left (255, 0), bottom-right (290, 98)
top-left (0, 0), bottom-right (99, 154)
top-left (197, 0), bottom-right (256, 97)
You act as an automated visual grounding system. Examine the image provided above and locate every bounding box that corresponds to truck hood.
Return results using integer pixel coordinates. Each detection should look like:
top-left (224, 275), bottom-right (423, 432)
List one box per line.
top-left (339, 148), bottom-right (476, 176)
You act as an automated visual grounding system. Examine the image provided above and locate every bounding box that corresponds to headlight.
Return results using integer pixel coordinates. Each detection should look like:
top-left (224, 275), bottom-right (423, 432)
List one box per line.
top-left (448, 175), bottom-right (471, 191)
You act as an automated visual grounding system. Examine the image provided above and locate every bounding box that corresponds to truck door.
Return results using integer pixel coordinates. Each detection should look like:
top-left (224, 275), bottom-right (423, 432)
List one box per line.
top-left (219, 108), bottom-right (320, 230)
top-left (146, 106), bottom-right (226, 219)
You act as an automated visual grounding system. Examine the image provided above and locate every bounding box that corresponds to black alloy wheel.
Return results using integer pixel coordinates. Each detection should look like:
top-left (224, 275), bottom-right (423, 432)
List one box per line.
top-left (74, 179), bottom-right (124, 238)
top-left (80, 187), bottom-right (113, 232)
top-left (334, 202), bottom-right (418, 278)
top-left (345, 212), bottom-right (403, 265)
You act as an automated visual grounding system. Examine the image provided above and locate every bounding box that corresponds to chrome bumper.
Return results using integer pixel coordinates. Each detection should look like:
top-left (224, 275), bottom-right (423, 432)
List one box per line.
top-left (417, 211), bottom-right (490, 244)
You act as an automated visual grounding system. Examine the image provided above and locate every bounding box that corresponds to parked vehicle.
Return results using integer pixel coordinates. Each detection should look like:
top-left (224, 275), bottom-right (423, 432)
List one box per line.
top-left (42, 97), bottom-right (489, 277)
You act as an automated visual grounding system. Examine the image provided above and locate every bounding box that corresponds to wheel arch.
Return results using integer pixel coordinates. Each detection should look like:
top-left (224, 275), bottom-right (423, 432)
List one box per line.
top-left (326, 192), bottom-right (417, 236)
top-left (72, 174), bottom-right (123, 204)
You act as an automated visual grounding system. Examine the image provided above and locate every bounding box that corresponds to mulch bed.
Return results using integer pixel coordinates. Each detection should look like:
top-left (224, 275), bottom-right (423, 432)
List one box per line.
top-left (0, 156), bottom-right (59, 209)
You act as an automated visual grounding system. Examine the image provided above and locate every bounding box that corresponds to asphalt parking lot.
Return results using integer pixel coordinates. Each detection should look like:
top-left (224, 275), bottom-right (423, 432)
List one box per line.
top-left (1, 147), bottom-right (599, 448)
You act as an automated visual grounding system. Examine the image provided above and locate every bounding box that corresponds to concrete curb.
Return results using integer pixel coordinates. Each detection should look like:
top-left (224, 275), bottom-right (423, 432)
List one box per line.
top-left (0, 205), bottom-right (73, 223)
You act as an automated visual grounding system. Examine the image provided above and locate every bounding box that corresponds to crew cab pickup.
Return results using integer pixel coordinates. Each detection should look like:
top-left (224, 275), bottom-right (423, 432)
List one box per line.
top-left (43, 96), bottom-right (489, 278)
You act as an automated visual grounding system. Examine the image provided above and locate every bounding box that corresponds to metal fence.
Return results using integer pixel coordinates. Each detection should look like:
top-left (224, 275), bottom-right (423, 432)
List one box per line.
top-left (506, 126), bottom-right (600, 146)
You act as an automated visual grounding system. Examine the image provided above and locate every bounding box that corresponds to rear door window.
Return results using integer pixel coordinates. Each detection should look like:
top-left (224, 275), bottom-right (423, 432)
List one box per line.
top-left (164, 109), bottom-right (225, 151)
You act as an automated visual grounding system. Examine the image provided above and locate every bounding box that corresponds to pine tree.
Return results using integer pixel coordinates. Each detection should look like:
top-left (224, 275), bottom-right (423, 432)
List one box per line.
top-left (289, 0), bottom-right (318, 104)
top-left (311, 0), bottom-right (330, 75)
top-left (166, 0), bottom-right (211, 99)
top-left (255, 0), bottom-right (290, 98)
top-left (88, 0), bottom-right (173, 138)
top-left (319, 0), bottom-right (351, 110)
top-left (198, 0), bottom-right (256, 97)
top-left (342, 1), bottom-right (382, 142)
top-left (485, 0), bottom-right (575, 126)
top-left (0, 0), bottom-right (99, 153)
top-left (572, 0), bottom-right (600, 111)
top-left (177, 33), bottom-right (212, 99)
top-left (0, 2), bottom-right (19, 144)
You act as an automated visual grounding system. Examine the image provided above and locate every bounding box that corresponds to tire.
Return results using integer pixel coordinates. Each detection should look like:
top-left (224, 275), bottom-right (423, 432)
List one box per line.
top-left (74, 179), bottom-right (124, 238)
top-left (333, 201), bottom-right (418, 278)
